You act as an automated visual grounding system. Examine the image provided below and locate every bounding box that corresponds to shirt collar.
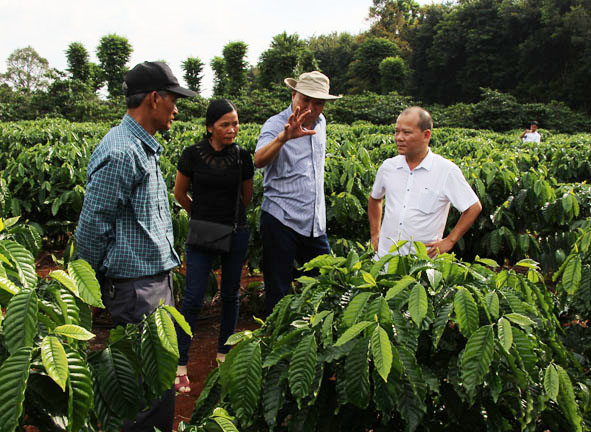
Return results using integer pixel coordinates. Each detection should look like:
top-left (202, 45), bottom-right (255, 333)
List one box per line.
top-left (122, 114), bottom-right (163, 155)
top-left (395, 148), bottom-right (434, 171)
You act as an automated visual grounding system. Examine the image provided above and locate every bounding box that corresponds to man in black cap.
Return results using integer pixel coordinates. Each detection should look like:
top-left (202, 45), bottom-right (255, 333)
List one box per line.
top-left (76, 61), bottom-right (196, 432)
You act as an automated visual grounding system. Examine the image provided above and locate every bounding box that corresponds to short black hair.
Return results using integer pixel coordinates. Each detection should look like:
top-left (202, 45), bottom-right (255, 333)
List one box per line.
top-left (530, 121), bottom-right (539, 126)
top-left (399, 106), bottom-right (433, 131)
top-left (125, 91), bottom-right (169, 109)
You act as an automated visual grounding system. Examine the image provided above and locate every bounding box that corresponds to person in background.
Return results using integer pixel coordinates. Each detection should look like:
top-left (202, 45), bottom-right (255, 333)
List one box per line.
top-left (254, 71), bottom-right (341, 315)
top-left (520, 121), bottom-right (541, 143)
top-left (368, 106), bottom-right (482, 259)
top-left (76, 61), bottom-right (196, 432)
top-left (173, 99), bottom-right (253, 393)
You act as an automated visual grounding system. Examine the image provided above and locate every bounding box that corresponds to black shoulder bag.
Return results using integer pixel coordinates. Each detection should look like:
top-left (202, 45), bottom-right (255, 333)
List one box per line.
top-left (185, 146), bottom-right (242, 253)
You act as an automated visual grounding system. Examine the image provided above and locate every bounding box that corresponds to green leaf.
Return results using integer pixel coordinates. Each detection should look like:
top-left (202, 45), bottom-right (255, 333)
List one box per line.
top-left (0, 277), bottom-right (19, 296)
top-left (461, 325), bottom-right (495, 396)
top-left (497, 317), bottom-right (513, 352)
top-left (343, 292), bottom-right (373, 327)
top-left (229, 340), bottom-right (262, 426)
top-left (408, 283), bottom-right (428, 327)
top-left (212, 415), bottom-right (239, 432)
top-left (66, 347), bottom-right (94, 432)
top-left (49, 269), bottom-right (78, 296)
top-left (504, 313), bottom-right (535, 328)
top-left (515, 259), bottom-right (539, 270)
top-left (54, 324), bottom-right (96, 341)
top-left (426, 269), bottom-right (443, 290)
top-left (544, 364), bottom-right (559, 402)
top-left (475, 256), bottom-right (499, 268)
top-left (370, 254), bottom-right (393, 278)
top-left (163, 304), bottom-right (192, 337)
top-left (334, 321), bottom-right (374, 347)
top-left (345, 338), bottom-right (370, 408)
top-left (398, 345), bottom-right (427, 399)
top-left (0, 347), bottom-right (32, 432)
top-left (454, 287), bottom-right (479, 337)
top-left (432, 301), bottom-right (453, 349)
top-left (485, 291), bottom-right (500, 320)
top-left (263, 362), bottom-right (288, 430)
top-left (288, 333), bottom-right (317, 404)
top-left (96, 347), bottom-right (140, 421)
top-left (385, 275), bottom-right (415, 300)
top-left (556, 364), bottom-right (582, 432)
top-left (371, 325), bottom-right (392, 382)
top-left (361, 270), bottom-right (377, 287)
top-left (561, 255), bottom-right (582, 295)
top-left (2, 240), bottom-right (36, 289)
top-left (68, 259), bottom-right (104, 308)
top-left (141, 308), bottom-right (179, 399)
top-left (41, 335), bottom-right (69, 392)
top-left (4, 288), bottom-right (38, 354)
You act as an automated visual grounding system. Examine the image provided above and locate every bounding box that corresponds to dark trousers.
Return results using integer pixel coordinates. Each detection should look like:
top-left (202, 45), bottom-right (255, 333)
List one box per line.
top-left (177, 227), bottom-right (250, 364)
top-left (260, 211), bottom-right (331, 315)
top-left (102, 271), bottom-right (175, 432)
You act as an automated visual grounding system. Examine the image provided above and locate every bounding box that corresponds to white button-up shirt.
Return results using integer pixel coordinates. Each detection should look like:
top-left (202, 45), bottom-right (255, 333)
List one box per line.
top-left (370, 149), bottom-right (479, 256)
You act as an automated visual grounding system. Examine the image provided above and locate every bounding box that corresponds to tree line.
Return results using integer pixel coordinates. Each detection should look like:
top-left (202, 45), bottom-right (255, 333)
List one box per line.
top-left (1, 0), bottom-right (589, 123)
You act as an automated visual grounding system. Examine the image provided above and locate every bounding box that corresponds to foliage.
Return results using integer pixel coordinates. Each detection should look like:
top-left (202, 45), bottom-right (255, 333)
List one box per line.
top-left (96, 34), bottom-right (132, 98)
top-left (211, 56), bottom-right (228, 98)
top-left (368, 0), bottom-right (421, 47)
top-left (257, 32), bottom-right (318, 89)
top-left (223, 42), bottom-right (249, 97)
top-left (0, 218), bottom-right (190, 432)
top-left (379, 56), bottom-right (410, 94)
top-left (185, 248), bottom-right (586, 431)
top-left (307, 32), bottom-right (358, 95)
top-left (182, 57), bottom-right (205, 94)
top-left (349, 37), bottom-right (401, 93)
top-left (0, 46), bottom-right (50, 92)
top-left (65, 42), bottom-right (90, 83)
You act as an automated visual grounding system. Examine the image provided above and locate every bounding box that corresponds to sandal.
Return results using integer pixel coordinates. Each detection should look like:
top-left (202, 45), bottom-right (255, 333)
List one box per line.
top-left (175, 374), bottom-right (191, 394)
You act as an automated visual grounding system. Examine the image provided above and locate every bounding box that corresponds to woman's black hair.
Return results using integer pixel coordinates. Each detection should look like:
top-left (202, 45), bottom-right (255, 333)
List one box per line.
top-left (205, 99), bottom-right (237, 138)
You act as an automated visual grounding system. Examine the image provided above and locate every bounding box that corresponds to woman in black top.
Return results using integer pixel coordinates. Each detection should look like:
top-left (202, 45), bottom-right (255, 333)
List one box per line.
top-left (174, 99), bottom-right (254, 393)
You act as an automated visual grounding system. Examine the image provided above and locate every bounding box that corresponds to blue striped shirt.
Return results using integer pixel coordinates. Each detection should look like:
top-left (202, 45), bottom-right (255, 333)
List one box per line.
top-left (76, 114), bottom-right (180, 279)
top-left (256, 105), bottom-right (326, 237)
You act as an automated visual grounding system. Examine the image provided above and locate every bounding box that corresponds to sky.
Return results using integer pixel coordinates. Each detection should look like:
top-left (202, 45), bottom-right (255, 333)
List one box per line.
top-left (0, 0), bottom-right (386, 97)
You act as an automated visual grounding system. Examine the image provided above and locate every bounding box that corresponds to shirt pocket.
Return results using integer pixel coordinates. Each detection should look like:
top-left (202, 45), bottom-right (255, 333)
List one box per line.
top-left (417, 188), bottom-right (439, 214)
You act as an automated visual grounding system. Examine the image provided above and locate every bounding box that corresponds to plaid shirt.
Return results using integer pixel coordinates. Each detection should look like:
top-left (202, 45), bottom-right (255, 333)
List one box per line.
top-left (76, 114), bottom-right (179, 279)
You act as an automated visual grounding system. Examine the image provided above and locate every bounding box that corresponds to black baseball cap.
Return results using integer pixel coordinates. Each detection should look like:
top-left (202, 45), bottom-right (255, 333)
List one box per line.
top-left (123, 61), bottom-right (197, 98)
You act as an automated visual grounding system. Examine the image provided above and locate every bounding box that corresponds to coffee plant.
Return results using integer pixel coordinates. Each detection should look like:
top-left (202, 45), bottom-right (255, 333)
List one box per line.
top-left (0, 217), bottom-right (191, 432)
top-left (182, 244), bottom-right (587, 431)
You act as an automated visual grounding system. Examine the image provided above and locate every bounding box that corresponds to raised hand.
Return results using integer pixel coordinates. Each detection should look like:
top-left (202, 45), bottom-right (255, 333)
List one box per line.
top-left (283, 106), bottom-right (317, 141)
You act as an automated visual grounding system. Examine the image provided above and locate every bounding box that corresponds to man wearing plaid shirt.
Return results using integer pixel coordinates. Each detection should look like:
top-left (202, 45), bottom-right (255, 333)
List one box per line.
top-left (76, 61), bottom-right (196, 432)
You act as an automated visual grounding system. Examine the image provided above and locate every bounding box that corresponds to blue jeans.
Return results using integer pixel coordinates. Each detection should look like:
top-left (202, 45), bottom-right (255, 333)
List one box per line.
top-left (260, 211), bottom-right (331, 315)
top-left (177, 227), bottom-right (249, 365)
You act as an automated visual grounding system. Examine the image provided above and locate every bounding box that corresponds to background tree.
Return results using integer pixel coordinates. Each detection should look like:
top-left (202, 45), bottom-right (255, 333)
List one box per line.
top-left (223, 41), bottom-right (248, 97)
top-left (379, 55), bottom-right (409, 93)
top-left (65, 42), bottom-right (90, 82)
top-left (181, 57), bottom-right (204, 94)
top-left (0, 46), bottom-right (50, 92)
top-left (96, 34), bottom-right (132, 98)
top-left (368, 0), bottom-right (421, 54)
top-left (257, 32), bottom-right (318, 89)
top-left (348, 37), bottom-right (400, 93)
top-left (308, 32), bottom-right (358, 95)
top-left (211, 56), bottom-right (228, 98)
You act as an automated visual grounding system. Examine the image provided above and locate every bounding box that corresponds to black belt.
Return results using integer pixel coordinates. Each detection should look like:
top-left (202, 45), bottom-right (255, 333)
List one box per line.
top-left (109, 270), bottom-right (170, 284)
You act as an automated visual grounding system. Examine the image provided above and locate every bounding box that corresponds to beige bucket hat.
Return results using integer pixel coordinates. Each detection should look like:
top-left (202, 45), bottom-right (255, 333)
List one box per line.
top-left (284, 71), bottom-right (342, 100)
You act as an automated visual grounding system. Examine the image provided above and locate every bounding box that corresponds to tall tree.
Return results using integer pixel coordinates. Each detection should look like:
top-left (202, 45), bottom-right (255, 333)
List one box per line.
top-left (211, 56), bottom-right (228, 98)
top-left (1, 46), bottom-right (50, 92)
top-left (181, 57), bottom-right (204, 94)
top-left (368, 0), bottom-right (421, 53)
top-left (96, 34), bottom-right (132, 98)
top-left (257, 32), bottom-right (318, 88)
top-left (223, 41), bottom-right (248, 97)
top-left (65, 42), bottom-right (90, 82)
top-left (308, 32), bottom-right (358, 95)
top-left (349, 37), bottom-right (400, 93)
top-left (379, 56), bottom-right (410, 93)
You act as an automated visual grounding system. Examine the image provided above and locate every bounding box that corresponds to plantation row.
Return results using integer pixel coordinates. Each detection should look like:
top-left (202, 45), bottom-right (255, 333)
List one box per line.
top-left (1, 119), bottom-right (590, 271)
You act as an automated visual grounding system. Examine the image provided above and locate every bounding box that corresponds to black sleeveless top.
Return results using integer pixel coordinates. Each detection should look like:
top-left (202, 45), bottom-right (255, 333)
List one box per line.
top-left (177, 139), bottom-right (254, 225)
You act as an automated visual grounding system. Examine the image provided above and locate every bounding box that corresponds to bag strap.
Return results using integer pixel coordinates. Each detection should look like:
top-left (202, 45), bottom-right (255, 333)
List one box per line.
top-left (232, 145), bottom-right (243, 230)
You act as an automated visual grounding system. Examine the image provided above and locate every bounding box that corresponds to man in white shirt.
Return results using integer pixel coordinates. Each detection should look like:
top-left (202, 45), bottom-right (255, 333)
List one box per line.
top-left (368, 107), bottom-right (482, 258)
top-left (520, 121), bottom-right (541, 143)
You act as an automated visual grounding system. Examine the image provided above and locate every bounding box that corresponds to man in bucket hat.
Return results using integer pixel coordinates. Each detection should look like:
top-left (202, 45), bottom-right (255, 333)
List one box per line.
top-left (77, 61), bottom-right (196, 432)
top-left (254, 71), bottom-right (341, 315)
